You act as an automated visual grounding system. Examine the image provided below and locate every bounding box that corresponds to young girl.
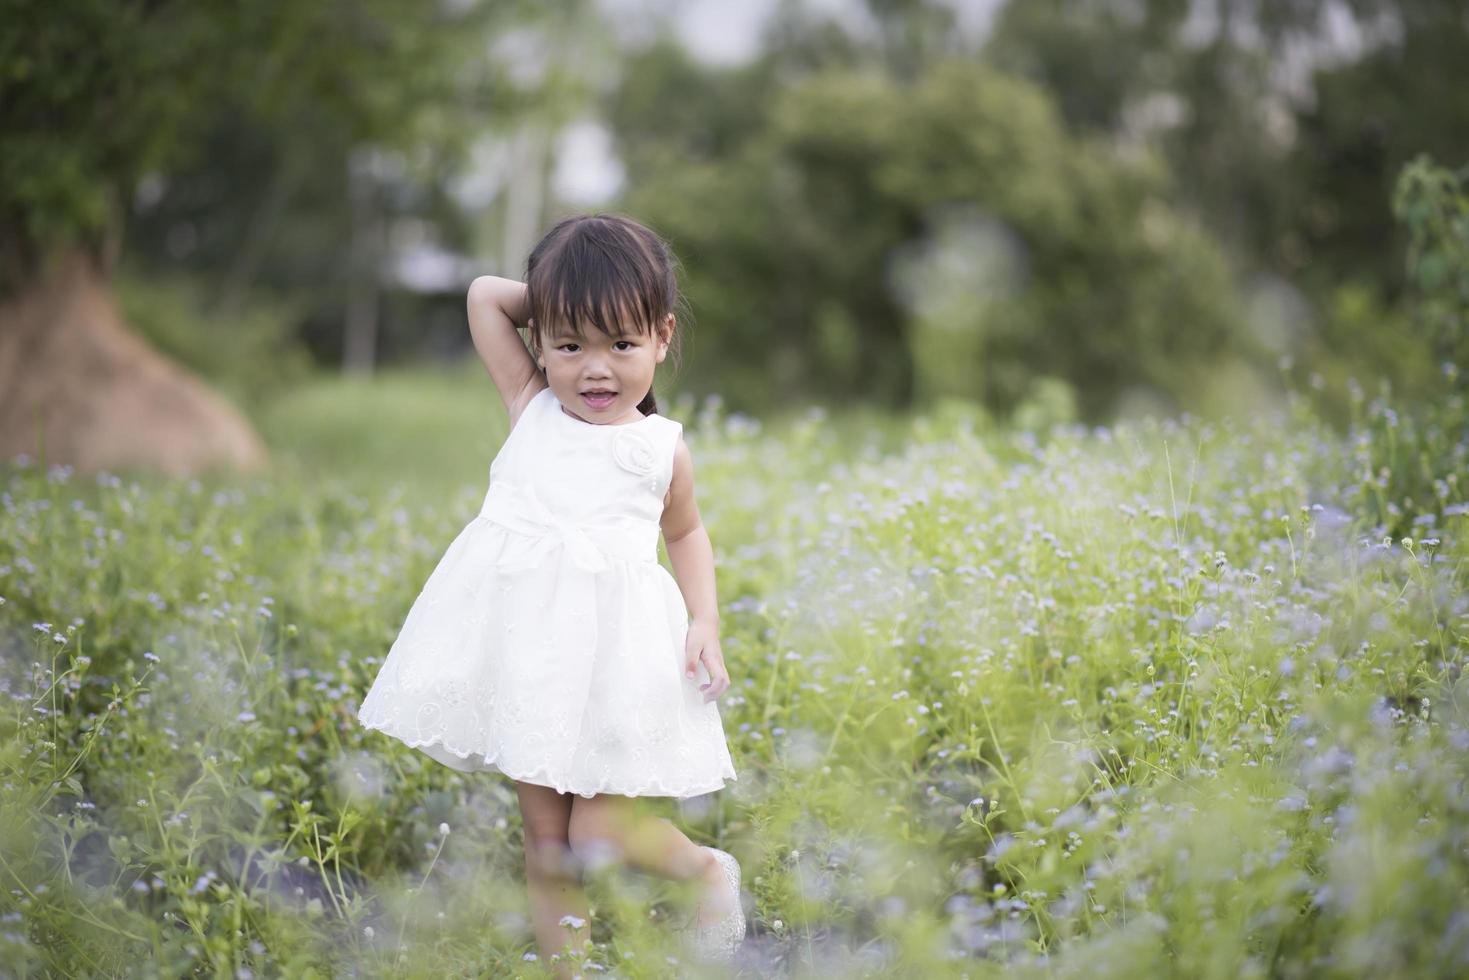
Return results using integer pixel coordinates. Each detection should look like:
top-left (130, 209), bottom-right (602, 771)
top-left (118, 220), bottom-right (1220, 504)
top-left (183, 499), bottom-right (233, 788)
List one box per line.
top-left (355, 213), bottom-right (743, 971)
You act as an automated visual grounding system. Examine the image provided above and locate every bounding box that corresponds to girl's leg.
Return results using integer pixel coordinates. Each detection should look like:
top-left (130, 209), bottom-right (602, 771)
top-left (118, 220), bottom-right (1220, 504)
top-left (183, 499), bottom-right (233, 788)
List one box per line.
top-left (514, 781), bottom-right (591, 978)
top-left (567, 794), bottom-right (735, 926)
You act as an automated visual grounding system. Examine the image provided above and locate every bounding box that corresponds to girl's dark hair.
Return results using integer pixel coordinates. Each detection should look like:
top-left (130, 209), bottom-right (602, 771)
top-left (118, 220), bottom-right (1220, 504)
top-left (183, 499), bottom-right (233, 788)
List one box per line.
top-left (524, 212), bottom-right (685, 417)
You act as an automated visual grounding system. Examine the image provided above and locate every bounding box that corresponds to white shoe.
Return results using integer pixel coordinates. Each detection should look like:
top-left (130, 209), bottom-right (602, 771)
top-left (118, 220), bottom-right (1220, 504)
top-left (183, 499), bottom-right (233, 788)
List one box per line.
top-left (687, 846), bottom-right (744, 962)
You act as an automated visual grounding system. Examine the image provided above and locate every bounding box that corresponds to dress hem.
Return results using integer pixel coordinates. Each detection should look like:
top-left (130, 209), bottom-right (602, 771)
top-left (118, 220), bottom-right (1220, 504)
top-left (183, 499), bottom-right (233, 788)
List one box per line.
top-left (358, 715), bottom-right (738, 801)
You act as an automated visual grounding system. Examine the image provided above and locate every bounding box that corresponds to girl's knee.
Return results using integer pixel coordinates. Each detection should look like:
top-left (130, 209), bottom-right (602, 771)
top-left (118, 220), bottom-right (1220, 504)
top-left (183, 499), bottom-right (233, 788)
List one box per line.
top-left (567, 806), bottom-right (623, 872)
top-left (516, 780), bottom-right (577, 878)
top-left (523, 834), bottom-right (578, 881)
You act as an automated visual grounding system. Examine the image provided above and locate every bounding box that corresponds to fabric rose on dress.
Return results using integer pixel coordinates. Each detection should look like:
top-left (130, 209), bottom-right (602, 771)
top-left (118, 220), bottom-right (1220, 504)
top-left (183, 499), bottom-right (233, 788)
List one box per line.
top-left (612, 427), bottom-right (658, 476)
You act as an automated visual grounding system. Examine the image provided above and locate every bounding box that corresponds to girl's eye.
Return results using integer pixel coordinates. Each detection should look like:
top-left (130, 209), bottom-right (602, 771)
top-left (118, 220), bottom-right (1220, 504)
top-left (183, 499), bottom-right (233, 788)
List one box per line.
top-left (614, 341), bottom-right (634, 351)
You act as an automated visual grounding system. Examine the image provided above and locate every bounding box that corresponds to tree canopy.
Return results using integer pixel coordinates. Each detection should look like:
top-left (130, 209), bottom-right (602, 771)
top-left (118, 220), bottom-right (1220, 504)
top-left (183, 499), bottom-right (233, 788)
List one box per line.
top-left (615, 46), bottom-right (1250, 421)
top-left (0, 0), bottom-right (538, 291)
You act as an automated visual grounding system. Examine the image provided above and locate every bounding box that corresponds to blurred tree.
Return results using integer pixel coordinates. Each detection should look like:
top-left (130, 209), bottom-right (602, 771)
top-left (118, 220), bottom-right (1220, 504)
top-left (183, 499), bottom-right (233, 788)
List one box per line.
top-left (1290, 152), bottom-right (1469, 416)
top-left (742, 0), bottom-right (1468, 415)
top-left (0, 0), bottom-right (557, 475)
top-left (1287, 2), bottom-right (1469, 299)
top-left (610, 44), bottom-right (1252, 422)
top-left (986, 0), bottom-right (1469, 395)
top-left (984, 0), bottom-right (1189, 133)
top-left (120, 0), bottom-right (611, 376)
top-left (1392, 155), bottom-right (1469, 375)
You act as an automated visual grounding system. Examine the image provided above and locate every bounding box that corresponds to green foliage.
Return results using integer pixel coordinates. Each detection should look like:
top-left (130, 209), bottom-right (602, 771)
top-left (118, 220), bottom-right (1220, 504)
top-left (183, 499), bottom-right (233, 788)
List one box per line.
top-left (1281, 154), bottom-right (1469, 431)
top-left (253, 360), bottom-right (506, 499)
top-left (102, 1), bottom-right (599, 383)
top-left (985, 0), bottom-right (1469, 403)
top-left (986, 0), bottom-right (1193, 134)
top-left (0, 0), bottom-right (231, 273)
top-left (1, 370), bottom-right (1465, 974)
top-left (0, 0), bottom-right (521, 288)
top-left (614, 51), bottom-right (1254, 423)
top-left (1287, 4), bottom-right (1469, 296)
top-left (1392, 154), bottom-right (1469, 371)
top-left (1296, 281), bottom-right (1430, 420)
top-left (986, 0), bottom-right (1469, 283)
top-left (1337, 372), bottom-right (1468, 542)
top-left (1279, 153), bottom-right (1468, 521)
top-left (114, 270), bottom-right (315, 418)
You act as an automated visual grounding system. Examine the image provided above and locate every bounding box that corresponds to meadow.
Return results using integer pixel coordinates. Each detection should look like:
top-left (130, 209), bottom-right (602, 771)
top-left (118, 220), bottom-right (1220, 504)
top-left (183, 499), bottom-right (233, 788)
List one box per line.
top-left (1, 364), bottom-right (1465, 978)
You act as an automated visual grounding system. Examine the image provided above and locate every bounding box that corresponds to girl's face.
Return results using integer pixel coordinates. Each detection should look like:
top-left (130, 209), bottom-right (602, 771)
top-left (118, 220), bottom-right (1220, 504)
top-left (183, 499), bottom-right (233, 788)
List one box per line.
top-left (535, 312), bottom-right (673, 424)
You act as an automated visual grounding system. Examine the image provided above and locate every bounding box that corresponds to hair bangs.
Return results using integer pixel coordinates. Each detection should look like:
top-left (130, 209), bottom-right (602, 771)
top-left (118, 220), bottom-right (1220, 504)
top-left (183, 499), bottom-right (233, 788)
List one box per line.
top-left (528, 220), bottom-right (666, 342)
top-left (542, 281), bottom-right (657, 340)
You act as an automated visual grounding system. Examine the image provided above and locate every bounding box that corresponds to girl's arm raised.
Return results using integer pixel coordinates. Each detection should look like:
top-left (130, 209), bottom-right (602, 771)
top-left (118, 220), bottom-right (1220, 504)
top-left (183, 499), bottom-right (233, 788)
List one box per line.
top-left (661, 437), bottom-right (730, 703)
top-left (466, 275), bottom-right (545, 420)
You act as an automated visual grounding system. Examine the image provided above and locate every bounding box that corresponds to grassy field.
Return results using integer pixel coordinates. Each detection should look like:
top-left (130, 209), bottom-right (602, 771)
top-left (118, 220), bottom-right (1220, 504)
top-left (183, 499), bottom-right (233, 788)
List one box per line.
top-left (1, 366), bottom-right (1465, 978)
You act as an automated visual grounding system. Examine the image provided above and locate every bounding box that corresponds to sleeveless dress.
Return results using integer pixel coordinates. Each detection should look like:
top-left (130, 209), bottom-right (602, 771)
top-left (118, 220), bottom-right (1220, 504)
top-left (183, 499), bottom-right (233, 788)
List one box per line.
top-left (356, 385), bottom-right (738, 799)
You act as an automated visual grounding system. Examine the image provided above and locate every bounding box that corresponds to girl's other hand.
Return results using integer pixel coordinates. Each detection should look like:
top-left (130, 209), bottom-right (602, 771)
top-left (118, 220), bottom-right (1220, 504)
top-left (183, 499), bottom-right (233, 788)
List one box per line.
top-left (683, 619), bottom-right (729, 703)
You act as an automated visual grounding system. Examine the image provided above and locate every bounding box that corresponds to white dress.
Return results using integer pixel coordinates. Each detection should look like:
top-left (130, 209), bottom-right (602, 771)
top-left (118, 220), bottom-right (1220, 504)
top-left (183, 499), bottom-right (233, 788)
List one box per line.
top-left (356, 385), bottom-right (737, 799)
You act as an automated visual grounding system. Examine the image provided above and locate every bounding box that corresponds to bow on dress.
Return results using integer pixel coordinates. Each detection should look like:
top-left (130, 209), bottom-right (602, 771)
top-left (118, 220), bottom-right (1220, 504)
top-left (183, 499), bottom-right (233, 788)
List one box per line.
top-left (473, 480), bottom-right (662, 753)
top-left (477, 480), bottom-right (656, 573)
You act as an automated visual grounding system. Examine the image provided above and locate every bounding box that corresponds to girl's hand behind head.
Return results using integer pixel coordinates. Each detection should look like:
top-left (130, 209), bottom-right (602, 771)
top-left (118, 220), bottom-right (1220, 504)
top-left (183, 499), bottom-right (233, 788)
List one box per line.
top-left (467, 276), bottom-right (542, 417)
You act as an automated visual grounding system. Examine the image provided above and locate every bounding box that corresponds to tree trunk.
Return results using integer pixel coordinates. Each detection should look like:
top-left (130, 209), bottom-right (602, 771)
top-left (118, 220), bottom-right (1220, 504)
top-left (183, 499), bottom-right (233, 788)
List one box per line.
top-left (343, 149), bottom-right (381, 375)
top-left (0, 246), bottom-right (269, 478)
top-left (503, 121), bottom-right (548, 276)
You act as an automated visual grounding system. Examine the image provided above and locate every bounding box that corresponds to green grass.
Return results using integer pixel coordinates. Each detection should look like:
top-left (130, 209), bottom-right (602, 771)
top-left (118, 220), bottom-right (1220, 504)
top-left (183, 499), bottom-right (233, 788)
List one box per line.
top-left (255, 359), bottom-right (507, 500)
top-left (1, 367), bottom-right (1465, 977)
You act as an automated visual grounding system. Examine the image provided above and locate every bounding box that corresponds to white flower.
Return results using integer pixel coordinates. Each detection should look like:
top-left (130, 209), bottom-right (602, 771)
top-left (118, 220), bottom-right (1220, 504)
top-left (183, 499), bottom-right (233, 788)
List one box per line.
top-left (559, 914), bottom-right (587, 929)
top-left (439, 822), bottom-right (451, 836)
top-left (611, 428), bottom-right (658, 476)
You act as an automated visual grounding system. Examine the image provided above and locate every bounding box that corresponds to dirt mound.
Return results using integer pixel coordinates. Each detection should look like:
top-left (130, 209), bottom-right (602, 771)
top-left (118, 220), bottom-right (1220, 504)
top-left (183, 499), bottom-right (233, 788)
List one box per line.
top-left (0, 247), bottom-right (269, 479)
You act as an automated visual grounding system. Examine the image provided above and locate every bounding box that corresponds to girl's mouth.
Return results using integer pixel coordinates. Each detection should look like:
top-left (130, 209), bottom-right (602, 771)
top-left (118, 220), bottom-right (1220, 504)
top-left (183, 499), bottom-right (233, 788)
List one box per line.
top-left (582, 391), bottom-right (617, 409)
